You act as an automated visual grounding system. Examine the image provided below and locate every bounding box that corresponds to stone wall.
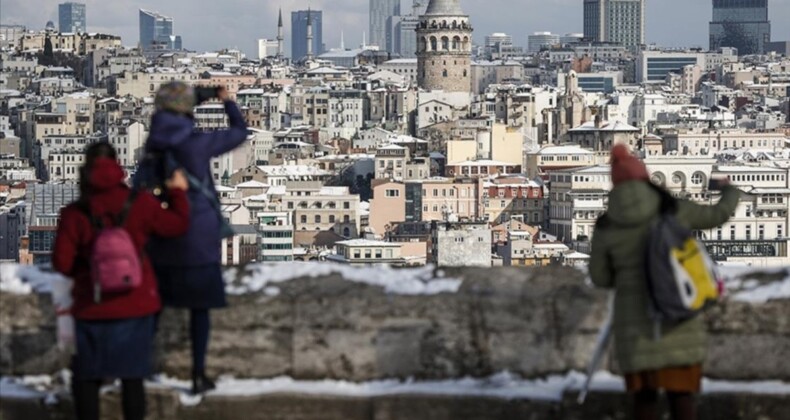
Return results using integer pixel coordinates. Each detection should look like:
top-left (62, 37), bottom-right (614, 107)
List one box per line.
top-left (2, 266), bottom-right (789, 382)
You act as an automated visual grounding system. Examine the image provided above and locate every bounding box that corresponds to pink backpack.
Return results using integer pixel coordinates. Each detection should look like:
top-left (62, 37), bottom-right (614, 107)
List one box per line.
top-left (85, 193), bottom-right (142, 303)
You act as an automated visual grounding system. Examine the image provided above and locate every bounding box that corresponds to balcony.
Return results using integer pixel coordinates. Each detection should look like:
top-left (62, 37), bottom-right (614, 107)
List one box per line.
top-left (572, 198), bottom-right (605, 210)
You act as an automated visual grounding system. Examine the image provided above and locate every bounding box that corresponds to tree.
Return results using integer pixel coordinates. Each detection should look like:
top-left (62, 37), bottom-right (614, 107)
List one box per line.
top-left (41, 36), bottom-right (54, 66)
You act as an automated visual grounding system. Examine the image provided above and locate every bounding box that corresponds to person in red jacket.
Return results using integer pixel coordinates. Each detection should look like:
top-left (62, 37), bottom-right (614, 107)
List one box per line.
top-left (53, 142), bottom-right (190, 420)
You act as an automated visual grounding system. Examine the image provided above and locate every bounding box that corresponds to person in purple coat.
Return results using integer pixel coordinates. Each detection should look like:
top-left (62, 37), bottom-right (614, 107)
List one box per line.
top-left (145, 82), bottom-right (248, 394)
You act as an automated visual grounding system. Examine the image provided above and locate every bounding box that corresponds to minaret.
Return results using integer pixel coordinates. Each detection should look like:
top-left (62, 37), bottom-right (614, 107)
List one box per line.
top-left (276, 8), bottom-right (284, 60)
top-left (416, 0), bottom-right (473, 92)
top-left (306, 7), bottom-right (314, 61)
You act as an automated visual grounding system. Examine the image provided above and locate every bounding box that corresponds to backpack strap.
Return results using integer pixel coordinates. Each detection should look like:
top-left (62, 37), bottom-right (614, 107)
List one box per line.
top-left (78, 200), bottom-right (105, 231)
top-left (115, 190), bottom-right (138, 226)
top-left (79, 190), bottom-right (138, 230)
top-left (648, 183), bottom-right (678, 215)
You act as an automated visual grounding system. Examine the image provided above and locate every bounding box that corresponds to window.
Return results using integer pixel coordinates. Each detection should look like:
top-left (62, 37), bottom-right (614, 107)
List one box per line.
top-left (315, 215), bottom-right (321, 223)
top-left (344, 202), bottom-right (350, 209)
top-left (385, 189), bottom-right (399, 197)
top-left (375, 249), bottom-right (382, 259)
top-left (353, 250), bottom-right (361, 259)
top-left (745, 226), bottom-right (752, 240)
top-left (329, 215), bottom-right (336, 223)
top-left (364, 250), bottom-right (372, 259)
top-left (300, 215), bottom-right (307, 224)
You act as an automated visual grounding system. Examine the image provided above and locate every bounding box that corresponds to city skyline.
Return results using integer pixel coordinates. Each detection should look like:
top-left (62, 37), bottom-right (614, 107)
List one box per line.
top-left (3, 0), bottom-right (790, 58)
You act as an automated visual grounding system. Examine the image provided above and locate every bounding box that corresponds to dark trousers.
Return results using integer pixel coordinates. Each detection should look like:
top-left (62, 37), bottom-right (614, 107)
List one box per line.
top-left (154, 308), bottom-right (211, 375)
top-left (190, 308), bottom-right (210, 375)
top-left (634, 390), bottom-right (697, 420)
top-left (72, 378), bottom-right (145, 420)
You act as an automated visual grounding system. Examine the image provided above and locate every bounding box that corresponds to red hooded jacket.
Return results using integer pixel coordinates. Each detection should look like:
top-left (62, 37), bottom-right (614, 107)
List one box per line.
top-left (53, 158), bottom-right (190, 320)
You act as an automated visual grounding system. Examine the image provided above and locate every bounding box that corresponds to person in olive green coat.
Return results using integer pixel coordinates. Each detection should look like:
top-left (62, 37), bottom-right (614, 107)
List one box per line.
top-left (590, 145), bottom-right (740, 420)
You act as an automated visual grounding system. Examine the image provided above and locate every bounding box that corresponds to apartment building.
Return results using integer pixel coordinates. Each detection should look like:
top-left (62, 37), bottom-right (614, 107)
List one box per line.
top-left (326, 239), bottom-right (404, 266)
top-left (430, 221), bottom-right (492, 267)
top-left (282, 182), bottom-right (360, 238)
top-left (482, 176), bottom-right (545, 225)
top-left (369, 181), bottom-right (406, 238)
top-left (524, 145), bottom-right (597, 179)
top-left (258, 211), bottom-right (295, 262)
top-left (548, 165), bottom-right (611, 243)
top-left (405, 178), bottom-right (483, 222)
top-left (661, 129), bottom-right (788, 155)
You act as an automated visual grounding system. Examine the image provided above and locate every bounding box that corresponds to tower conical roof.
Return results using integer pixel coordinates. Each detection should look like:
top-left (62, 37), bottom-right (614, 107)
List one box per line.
top-left (425, 0), bottom-right (464, 15)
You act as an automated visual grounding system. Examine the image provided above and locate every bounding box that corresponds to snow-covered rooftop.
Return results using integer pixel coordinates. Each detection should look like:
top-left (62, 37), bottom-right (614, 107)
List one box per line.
top-left (236, 180), bottom-right (268, 188)
top-left (569, 121), bottom-right (639, 132)
top-left (336, 239), bottom-right (400, 247)
top-left (536, 145), bottom-right (594, 155)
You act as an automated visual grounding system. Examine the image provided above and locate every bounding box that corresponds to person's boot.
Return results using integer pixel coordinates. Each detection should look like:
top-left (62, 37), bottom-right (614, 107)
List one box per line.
top-left (191, 372), bottom-right (216, 395)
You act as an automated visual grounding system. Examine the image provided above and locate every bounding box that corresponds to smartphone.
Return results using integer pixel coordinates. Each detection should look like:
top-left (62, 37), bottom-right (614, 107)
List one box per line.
top-left (194, 86), bottom-right (220, 105)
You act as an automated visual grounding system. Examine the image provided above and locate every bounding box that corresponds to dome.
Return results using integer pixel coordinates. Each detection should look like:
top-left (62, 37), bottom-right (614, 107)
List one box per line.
top-left (425, 0), bottom-right (464, 15)
top-left (45, 21), bottom-right (56, 30)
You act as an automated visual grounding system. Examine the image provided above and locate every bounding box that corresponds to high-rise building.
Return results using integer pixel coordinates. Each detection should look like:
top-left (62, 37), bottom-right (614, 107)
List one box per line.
top-left (483, 33), bottom-right (512, 59)
top-left (528, 32), bottom-right (560, 53)
top-left (392, 1), bottom-right (429, 57)
top-left (370, 0), bottom-right (401, 51)
top-left (58, 2), bottom-right (86, 33)
top-left (276, 8), bottom-right (285, 60)
top-left (416, 0), bottom-right (473, 92)
top-left (291, 9), bottom-right (323, 62)
top-left (560, 33), bottom-right (585, 46)
top-left (139, 9), bottom-right (182, 50)
top-left (258, 39), bottom-right (279, 60)
top-left (710, 0), bottom-right (771, 55)
top-left (583, 0), bottom-right (645, 47)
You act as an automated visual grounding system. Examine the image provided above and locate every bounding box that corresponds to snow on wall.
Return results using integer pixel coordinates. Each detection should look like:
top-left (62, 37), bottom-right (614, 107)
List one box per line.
top-left (719, 266), bottom-right (790, 304)
top-left (225, 263), bottom-right (462, 296)
top-left (4, 262), bottom-right (790, 301)
top-left (3, 371), bottom-right (790, 405)
top-left (0, 264), bottom-right (67, 295)
top-left (0, 263), bottom-right (462, 297)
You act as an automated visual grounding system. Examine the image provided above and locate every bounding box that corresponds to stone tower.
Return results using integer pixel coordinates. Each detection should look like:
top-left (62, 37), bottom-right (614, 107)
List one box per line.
top-left (416, 0), bottom-right (473, 92)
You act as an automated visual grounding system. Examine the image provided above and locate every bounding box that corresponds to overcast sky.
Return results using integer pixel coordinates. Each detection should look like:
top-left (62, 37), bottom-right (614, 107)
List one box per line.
top-left (3, 0), bottom-right (790, 57)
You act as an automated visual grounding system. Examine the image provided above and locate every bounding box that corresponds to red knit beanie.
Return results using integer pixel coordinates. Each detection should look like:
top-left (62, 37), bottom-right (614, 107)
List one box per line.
top-left (610, 144), bottom-right (650, 186)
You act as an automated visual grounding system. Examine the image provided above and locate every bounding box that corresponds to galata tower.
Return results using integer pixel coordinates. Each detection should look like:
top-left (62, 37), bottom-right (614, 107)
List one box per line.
top-left (416, 0), bottom-right (473, 92)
